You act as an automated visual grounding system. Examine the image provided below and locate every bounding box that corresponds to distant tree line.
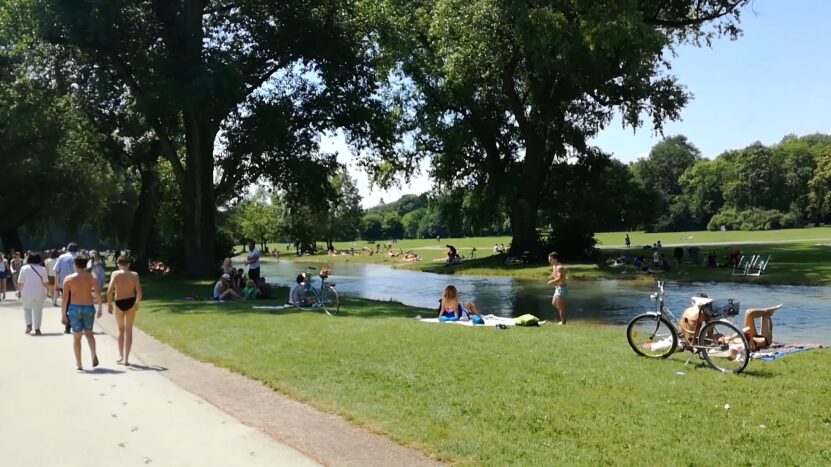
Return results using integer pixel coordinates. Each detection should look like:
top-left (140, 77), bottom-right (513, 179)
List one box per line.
top-left (632, 134), bottom-right (831, 232)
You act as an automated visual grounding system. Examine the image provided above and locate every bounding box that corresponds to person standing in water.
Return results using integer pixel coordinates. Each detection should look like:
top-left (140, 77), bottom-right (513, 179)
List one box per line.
top-left (62, 255), bottom-right (102, 371)
top-left (107, 256), bottom-right (142, 366)
top-left (547, 251), bottom-right (568, 325)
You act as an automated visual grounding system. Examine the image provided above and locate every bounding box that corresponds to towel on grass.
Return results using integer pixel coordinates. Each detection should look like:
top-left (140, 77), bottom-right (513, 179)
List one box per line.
top-left (252, 305), bottom-right (291, 310)
top-left (751, 343), bottom-right (824, 361)
top-left (417, 314), bottom-right (520, 327)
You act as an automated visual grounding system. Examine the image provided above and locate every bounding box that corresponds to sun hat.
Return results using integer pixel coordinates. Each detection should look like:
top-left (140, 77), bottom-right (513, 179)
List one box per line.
top-left (221, 273), bottom-right (231, 280)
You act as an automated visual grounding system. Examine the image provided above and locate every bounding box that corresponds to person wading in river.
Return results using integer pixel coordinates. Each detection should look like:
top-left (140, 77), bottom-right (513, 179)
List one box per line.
top-left (547, 252), bottom-right (568, 325)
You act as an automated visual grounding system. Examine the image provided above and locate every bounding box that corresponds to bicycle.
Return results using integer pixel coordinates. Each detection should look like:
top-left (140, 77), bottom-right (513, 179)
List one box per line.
top-left (626, 281), bottom-right (751, 374)
top-left (293, 266), bottom-right (340, 316)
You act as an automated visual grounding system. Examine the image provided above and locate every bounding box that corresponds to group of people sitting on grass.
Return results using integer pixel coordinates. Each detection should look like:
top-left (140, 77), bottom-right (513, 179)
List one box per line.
top-left (213, 258), bottom-right (272, 301)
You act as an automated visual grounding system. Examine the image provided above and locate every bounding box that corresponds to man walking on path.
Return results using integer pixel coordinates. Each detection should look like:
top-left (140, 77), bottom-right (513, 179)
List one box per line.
top-left (107, 256), bottom-right (142, 366)
top-left (246, 240), bottom-right (262, 283)
top-left (547, 252), bottom-right (568, 325)
top-left (54, 242), bottom-right (78, 333)
top-left (61, 254), bottom-right (102, 371)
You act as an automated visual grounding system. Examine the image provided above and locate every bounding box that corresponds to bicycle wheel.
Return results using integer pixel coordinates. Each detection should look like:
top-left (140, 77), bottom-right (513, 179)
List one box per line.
top-left (626, 314), bottom-right (678, 359)
top-left (697, 320), bottom-right (750, 374)
top-left (300, 288), bottom-right (322, 310)
top-left (321, 286), bottom-right (340, 316)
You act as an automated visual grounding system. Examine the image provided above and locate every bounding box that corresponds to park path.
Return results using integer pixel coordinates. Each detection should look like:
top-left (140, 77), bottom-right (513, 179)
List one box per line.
top-left (0, 297), bottom-right (318, 467)
top-left (0, 297), bottom-right (442, 467)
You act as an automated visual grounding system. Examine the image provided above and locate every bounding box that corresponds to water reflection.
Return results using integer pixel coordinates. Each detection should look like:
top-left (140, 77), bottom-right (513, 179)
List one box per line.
top-left (262, 260), bottom-right (831, 345)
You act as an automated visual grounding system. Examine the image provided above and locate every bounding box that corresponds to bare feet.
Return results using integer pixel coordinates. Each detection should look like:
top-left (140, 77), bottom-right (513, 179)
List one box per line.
top-left (116, 358), bottom-right (124, 365)
top-left (93, 355), bottom-right (99, 368)
top-left (76, 366), bottom-right (84, 371)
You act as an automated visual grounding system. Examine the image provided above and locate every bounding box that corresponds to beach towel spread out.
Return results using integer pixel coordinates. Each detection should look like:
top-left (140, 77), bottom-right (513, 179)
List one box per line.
top-left (418, 314), bottom-right (523, 327)
top-left (751, 343), bottom-right (824, 361)
top-left (252, 305), bottom-right (291, 310)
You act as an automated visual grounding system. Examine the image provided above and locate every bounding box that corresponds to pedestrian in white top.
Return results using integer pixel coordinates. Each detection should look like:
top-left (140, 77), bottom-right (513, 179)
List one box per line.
top-left (17, 252), bottom-right (49, 335)
top-left (44, 249), bottom-right (58, 305)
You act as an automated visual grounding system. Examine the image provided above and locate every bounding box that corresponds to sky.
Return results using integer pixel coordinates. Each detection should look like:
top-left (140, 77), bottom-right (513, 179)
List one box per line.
top-left (333, 0), bottom-right (831, 208)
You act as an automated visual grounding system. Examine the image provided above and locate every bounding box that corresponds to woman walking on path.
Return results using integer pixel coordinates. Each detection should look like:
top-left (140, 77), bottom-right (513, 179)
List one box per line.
top-left (0, 253), bottom-right (9, 300)
top-left (17, 253), bottom-right (49, 335)
top-left (45, 250), bottom-right (58, 306)
top-left (10, 251), bottom-right (23, 291)
top-left (107, 256), bottom-right (142, 365)
top-left (87, 250), bottom-right (107, 292)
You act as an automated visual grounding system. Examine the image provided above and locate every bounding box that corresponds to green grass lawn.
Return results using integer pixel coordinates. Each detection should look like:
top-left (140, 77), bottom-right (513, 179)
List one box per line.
top-left (252, 227), bottom-right (831, 285)
top-left (138, 278), bottom-right (831, 466)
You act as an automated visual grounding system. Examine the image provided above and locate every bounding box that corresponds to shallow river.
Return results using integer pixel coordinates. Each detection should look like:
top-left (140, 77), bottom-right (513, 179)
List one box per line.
top-left (261, 260), bottom-right (831, 345)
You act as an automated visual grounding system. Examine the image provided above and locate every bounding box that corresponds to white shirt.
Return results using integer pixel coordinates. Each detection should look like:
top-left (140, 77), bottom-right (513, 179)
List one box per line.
top-left (18, 264), bottom-right (48, 299)
top-left (247, 249), bottom-right (261, 269)
top-left (44, 258), bottom-right (56, 276)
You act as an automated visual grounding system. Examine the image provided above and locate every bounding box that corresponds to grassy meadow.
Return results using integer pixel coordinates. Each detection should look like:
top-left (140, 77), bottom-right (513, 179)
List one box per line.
top-left (137, 278), bottom-right (831, 466)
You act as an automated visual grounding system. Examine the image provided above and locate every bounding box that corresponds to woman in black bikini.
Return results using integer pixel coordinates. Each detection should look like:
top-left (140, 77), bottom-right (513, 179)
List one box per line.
top-left (106, 256), bottom-right (142, 365)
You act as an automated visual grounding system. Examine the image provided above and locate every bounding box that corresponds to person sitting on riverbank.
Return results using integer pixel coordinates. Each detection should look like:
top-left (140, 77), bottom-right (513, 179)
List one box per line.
top-left (214, 274), bottom-right (242, 301)
top-left (436, 285), bottom-right (482, 321)
top-left (290, 273), bottom-right (311, 306)
top-left (256, 277), bottom-right (272, 299)
top-left (242, 279), bottom-right (258, 300)
top-left (742, 304), bottom-right (784, 350)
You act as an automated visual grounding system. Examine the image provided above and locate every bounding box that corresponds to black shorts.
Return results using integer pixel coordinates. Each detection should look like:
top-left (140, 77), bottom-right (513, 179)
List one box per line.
top-left (248, 267), bottom-right (260, 282)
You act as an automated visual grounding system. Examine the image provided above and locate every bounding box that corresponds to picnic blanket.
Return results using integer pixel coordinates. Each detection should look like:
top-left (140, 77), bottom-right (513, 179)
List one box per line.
top-left (417, 314), bottom-right (525, 327)
top-left (252, 305), bottom-right (292, 311)
top-left (751, 343), bottom-right (824, 361)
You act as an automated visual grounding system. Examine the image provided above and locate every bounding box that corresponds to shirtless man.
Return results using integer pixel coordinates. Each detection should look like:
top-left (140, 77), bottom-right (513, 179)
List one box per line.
top-left (107, 256), bottom-right (143, 365)
top-left (547, 252), bottom-right (568, 325)
top-left (61, 255), bottom-right (102, 371)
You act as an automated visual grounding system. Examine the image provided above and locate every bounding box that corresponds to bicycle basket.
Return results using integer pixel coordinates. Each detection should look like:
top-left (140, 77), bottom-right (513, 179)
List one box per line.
top-left (708, 299), bottom-right (740, 318)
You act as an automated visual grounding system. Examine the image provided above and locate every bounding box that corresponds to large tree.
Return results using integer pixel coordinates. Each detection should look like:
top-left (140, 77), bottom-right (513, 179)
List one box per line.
top-left (362, 0), bottom-right (748, 253)
top-left (28, 0), bottom-right (391, 276)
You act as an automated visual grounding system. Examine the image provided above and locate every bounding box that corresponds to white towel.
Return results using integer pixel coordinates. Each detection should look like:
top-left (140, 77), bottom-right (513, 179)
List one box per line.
top-left (417, 314), bottom-right (517, 327)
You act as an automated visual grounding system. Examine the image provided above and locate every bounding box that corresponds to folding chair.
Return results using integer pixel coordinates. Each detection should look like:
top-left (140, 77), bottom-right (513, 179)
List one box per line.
top-left (747, 255), bottom-right (771, 276)
top-left (731, 255), bottom-right (746, 275)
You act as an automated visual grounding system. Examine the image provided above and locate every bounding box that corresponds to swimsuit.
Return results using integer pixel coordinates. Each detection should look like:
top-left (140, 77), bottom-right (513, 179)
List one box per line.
top-left (115, 297), bottom-right (137, 312)
top-left (68, 304), bottom-right (96, 333)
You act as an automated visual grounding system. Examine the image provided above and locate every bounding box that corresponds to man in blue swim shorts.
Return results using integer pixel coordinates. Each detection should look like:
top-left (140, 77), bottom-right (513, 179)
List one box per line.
top-left (547, 252), bottom-right (569, 325)
top-left (61, 255), bottom-right (103, 371)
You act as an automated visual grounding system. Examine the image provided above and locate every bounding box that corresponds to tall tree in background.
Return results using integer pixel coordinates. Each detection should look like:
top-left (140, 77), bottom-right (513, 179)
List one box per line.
top-left (363, 0), bottom-right (748, 253)
top-left (29, 0), bottom-right (392, 276)
top-left (324, 170), bottom-right (363, 250)
top-left (632, 135), bottom-right (703, 230)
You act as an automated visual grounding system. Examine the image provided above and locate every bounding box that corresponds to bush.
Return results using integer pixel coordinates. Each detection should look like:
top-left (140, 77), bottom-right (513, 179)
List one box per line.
top-left (707, 208), bottom-right (801, 231)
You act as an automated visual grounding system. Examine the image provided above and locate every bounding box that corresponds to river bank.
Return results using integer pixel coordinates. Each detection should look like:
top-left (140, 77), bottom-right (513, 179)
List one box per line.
top-left (270, 240), bottom-right (831, 286)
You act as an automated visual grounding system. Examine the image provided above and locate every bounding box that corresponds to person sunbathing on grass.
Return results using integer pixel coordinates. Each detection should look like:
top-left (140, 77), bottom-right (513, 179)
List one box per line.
top-left (436, 285), bottom-right (482, 321)
top-left (741, 304), bottom-right (784, 351)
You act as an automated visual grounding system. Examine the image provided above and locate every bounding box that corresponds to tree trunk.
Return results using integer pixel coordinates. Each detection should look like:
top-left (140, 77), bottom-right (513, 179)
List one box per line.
top-left (128, 162), bottom-right (159, 275)
top-left (180, 116), bottom-right (219, 278)
top-left (509, 139), bottom-right (548, 255)
top-left (0, 226), bottom-right (22, 253)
